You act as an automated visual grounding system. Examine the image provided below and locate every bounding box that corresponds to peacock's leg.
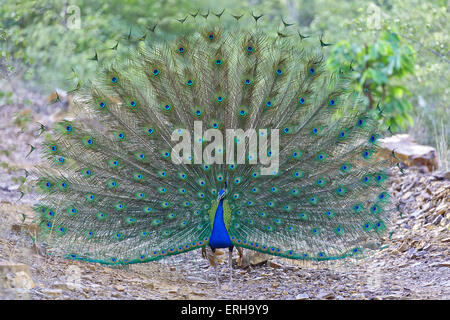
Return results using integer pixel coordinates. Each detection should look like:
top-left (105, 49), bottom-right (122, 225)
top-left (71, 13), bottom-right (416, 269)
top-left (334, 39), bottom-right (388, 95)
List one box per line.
top-left (228, 246), bottom-right (233, 284)
top-left (212, 248), bottom-right (219, 287)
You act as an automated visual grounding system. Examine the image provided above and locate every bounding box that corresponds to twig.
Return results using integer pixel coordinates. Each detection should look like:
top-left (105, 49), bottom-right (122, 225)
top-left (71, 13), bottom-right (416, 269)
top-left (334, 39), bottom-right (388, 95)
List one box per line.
top-left (398, 33), bottom-right (450, 64)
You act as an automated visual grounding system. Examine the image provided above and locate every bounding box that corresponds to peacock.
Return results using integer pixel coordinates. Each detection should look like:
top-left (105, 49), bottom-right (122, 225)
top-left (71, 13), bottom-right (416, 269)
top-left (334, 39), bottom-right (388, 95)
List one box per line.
top-left (33, 12), bottom-right (394, 285)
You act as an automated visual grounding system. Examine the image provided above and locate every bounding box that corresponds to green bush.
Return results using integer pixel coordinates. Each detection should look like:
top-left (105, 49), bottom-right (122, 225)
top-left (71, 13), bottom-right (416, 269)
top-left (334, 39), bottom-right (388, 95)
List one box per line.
top-left (328, 32), bottom-right (415, 132)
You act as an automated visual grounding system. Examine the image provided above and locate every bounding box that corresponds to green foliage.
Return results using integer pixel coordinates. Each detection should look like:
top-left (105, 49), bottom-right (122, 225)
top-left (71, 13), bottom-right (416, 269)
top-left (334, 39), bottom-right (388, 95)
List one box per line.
top-left (328, 32), bottom-right (415, 131)
top-left (0, 0), bottom-right (289, 91)
top-left (383, 0), bottom-right (449, 148)
top-left (0, 0), bottom-right (448, 157)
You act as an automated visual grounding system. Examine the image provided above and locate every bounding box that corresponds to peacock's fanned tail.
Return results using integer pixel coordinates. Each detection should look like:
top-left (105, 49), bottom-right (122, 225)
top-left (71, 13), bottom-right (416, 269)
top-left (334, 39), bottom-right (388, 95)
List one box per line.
top-left (34, 14), bottom-right (395, 265)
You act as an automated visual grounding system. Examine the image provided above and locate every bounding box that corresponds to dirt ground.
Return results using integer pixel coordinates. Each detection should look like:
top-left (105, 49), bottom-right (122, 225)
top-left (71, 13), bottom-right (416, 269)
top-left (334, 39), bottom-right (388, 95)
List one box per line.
top-left (0, 81), bottom-right (448, 300)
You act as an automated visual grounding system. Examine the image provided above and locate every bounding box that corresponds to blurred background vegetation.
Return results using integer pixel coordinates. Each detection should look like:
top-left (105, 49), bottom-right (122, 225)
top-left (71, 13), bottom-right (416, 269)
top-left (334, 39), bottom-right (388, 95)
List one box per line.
top-left (0, 0), bottom-right (448, 163)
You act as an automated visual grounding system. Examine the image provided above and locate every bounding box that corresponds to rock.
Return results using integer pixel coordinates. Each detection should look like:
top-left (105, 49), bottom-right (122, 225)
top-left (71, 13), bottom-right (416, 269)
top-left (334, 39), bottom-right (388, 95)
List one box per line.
top-left (0, 261), bottom-right (34, 289)
top-left (433, 170), bottom-right (450, 180)
top-left (0, 261), bottom-right (30, 275)
top-left (42, 289), bottom-right (63, 298)
top-left (378, 294), bottom-right (402, 300)
top-left (398, 242), bottom-right (409, 252)
top-left (115, 285), bottom-right (126, 291)
top-left (295, 293), bottom-right (309, 300)
top-left (52, 282), bottom-right (80, 291)
top-left (185, 276), bottom-right (208, 284)
top-left (246, 251), bottom-right (272, 267)
top-left (269, 260), bottom-right (283, 269)
top-left (5, 271), bottom-right (35, 290)
top-left (169, 266), bottom-right (176, 271)
top-left (191, 290), bottom-right (206, 296)
top-left (142, 281), bottom-right (155, 289)
top-left (430, 261), bottom-right (450, 268)
top-left (317, 290), bottom-right (335, 299)
top-left (378, 134), bottom-right (438, 172)
top-left (247, 276), bottom-right (264, 284)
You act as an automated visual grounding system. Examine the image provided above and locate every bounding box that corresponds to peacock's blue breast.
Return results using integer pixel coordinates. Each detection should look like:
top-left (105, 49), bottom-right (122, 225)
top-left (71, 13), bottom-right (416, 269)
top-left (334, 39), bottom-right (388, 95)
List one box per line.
top-left (209, 200), bottom-right (232, 250)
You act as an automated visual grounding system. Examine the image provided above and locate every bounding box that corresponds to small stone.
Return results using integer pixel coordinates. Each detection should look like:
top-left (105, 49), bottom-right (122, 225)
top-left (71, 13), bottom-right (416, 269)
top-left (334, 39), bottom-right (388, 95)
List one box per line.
top-left (378, 294), bottom-right (401, 300)
top-left (398, 242), bottom-right (409, 252)
top-left (191, 290), bottom-right (206, 296)
top-left (115, 285), bottom-right (126, 291)
top-left (0, 262), bottom-right (34, 290)
top-left (6, 271), bottom-right (35, 290)
top-left (142, 281), bottom-right (154, 289)
top-left (247, 276), bottom-right (264, 284)
top-left (0, 261), bottom-right (30, 275)
top-left (295, 293), bottom-right (309, 300)
top-left (430, 261), bottom-right (450, 268)
top-left (52, 282), bottom-right (80, 291)
top-left (169, 266), bottom-right (176, 271)
top-left (43, 289), bottom-right (63, 298)
top-left (317, 290), bottom-right (335, 299)
top-left (269, 261), bottom-right (283, 269)
top-left (185, 276), bottom-right (208, 284)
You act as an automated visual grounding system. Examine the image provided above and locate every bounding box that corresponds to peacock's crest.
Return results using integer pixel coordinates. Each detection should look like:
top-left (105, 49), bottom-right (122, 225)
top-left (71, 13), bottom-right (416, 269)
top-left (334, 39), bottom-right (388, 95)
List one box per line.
top-left (33, 12), bottom-right (395, 266)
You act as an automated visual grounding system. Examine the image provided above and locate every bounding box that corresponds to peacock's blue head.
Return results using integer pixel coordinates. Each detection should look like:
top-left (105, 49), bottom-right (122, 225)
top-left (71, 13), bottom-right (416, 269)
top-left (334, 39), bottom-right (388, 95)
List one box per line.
top-left (217, 189), bottom-right (226, 201)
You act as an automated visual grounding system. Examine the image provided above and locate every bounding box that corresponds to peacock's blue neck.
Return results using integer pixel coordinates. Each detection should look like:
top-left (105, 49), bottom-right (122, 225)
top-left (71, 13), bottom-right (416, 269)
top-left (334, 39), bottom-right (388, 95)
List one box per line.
top-left (209, 199), bottom-right (232, 250)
